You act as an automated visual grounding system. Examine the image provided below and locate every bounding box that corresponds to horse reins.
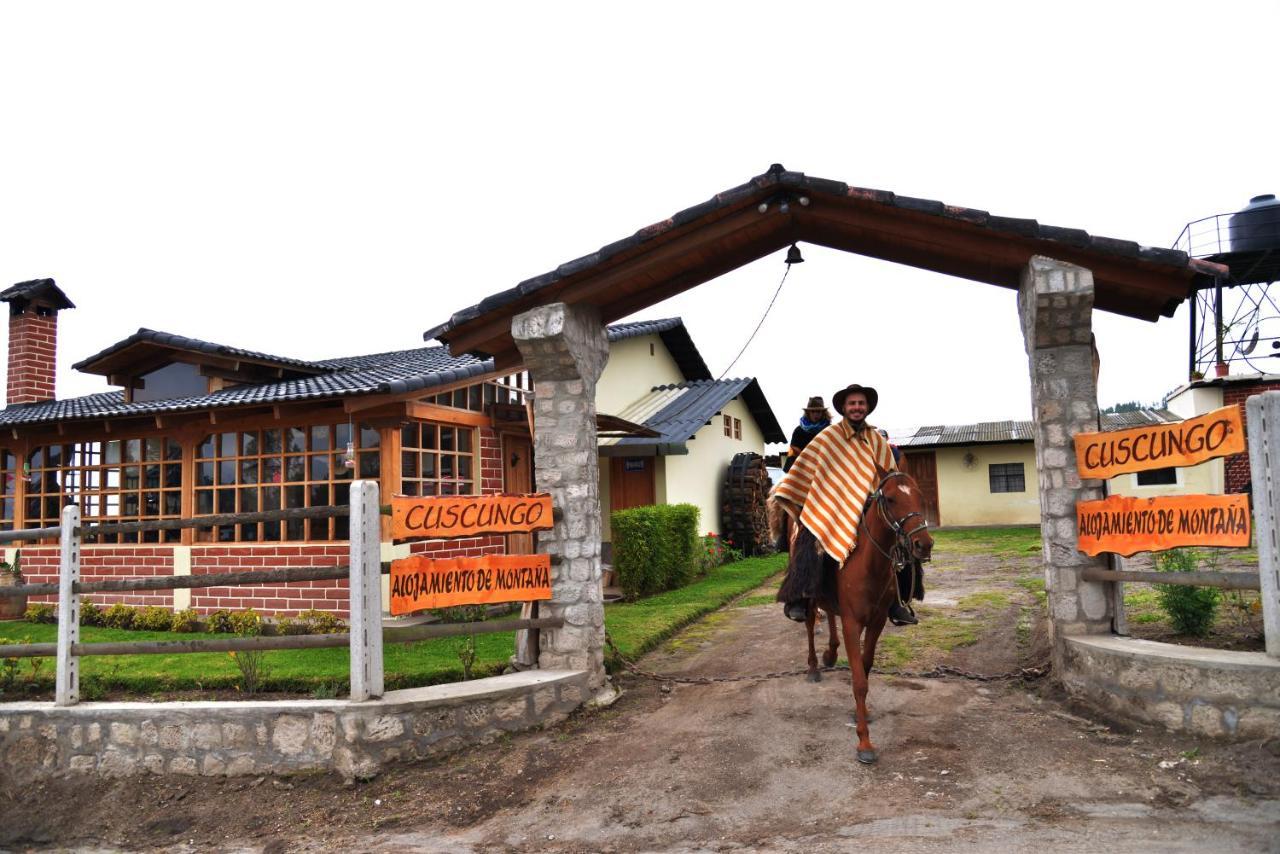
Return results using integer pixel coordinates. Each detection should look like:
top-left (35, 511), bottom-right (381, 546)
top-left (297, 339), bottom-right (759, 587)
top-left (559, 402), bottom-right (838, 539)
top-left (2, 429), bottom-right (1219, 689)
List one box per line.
top-left (859, 472), bottom-right (929, 603)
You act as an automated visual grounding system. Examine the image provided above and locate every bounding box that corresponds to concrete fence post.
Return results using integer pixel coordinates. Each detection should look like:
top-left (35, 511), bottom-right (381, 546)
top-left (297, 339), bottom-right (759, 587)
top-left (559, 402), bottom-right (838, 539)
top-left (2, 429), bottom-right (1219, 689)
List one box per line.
top-left (1247, 392), bottom-right (1280, 658)
top-left (348, 480), bottom-right (384, 700)
top-left (55, 503), bottom-right (81, 706)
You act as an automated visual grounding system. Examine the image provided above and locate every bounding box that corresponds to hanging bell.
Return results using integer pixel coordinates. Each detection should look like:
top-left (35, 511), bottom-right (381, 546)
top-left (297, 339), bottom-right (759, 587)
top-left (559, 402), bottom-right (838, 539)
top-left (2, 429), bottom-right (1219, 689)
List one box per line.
top-left (785, 243), bottom-right (805, 266)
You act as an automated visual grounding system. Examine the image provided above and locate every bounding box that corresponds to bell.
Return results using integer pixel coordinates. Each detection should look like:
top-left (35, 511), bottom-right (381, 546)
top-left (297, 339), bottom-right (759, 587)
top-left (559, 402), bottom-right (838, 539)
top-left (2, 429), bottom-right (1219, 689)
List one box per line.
top-left (785, 243), bottom-right (805, 266)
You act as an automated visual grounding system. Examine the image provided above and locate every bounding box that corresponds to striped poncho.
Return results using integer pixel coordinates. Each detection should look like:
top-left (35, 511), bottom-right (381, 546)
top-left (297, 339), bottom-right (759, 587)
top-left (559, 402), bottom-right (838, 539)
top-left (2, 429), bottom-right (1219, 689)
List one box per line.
top-left (772, 419), bottom-right (896, 564)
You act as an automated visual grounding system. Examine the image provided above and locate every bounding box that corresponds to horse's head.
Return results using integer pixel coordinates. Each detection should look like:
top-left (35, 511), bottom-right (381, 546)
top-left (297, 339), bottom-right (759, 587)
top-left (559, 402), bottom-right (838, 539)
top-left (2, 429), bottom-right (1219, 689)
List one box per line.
top-left (875, 468), bottom-right (934, 562)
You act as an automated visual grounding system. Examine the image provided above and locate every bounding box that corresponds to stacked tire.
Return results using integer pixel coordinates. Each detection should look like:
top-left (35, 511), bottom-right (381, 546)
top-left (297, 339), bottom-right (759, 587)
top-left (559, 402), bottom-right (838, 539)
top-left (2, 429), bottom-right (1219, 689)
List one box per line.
top-left (721, 452), bottom-right (773, 557)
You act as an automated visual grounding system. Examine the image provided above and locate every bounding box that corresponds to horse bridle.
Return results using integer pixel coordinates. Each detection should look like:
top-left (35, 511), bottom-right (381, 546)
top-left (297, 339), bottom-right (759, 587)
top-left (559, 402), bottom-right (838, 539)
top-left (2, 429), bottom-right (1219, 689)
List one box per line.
top-left (860, 471), bottom-right (930, 563)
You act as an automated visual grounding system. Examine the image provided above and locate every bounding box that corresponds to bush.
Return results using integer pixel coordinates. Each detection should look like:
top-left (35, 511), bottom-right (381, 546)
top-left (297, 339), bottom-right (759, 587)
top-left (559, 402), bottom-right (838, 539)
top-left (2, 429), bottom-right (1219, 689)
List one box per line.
top-left (297, 608), bottom-right (344, 634)
top-left (23, 603), bottom-right (55, 624)
top-left (80, 600), bottom-right (104, 627)
top-left (102, 603), bottom-right (137, 630)
top-left (228, 608), bottom-right (262, 637)
top-left (1155, 549), bottom-right (1220, 636)
top-left (171, 609), bottom-right (200, 633)
top-left (206, 610), bottom-right (234, 633)
top-left (611, 503), bottom-right (700, 597)
top-left (133, 606), bottom-right (174, 632)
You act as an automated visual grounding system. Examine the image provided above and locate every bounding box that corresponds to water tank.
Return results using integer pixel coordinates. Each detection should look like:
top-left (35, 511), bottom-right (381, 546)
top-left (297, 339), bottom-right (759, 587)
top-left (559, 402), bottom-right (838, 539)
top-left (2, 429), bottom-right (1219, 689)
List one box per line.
top-left (1230, 194), bottom-right (1280, 253)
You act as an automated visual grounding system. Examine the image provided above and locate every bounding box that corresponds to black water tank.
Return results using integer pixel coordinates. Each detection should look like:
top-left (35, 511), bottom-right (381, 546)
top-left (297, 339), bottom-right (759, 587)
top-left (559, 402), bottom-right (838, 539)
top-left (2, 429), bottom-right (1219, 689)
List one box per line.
top-left (1230, 194), bottom-right (1280, 253)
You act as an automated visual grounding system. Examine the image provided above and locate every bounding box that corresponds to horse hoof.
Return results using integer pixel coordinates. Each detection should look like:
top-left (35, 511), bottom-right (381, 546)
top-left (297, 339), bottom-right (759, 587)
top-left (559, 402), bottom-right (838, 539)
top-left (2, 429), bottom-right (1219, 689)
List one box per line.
top-left (806, 671), bottom-right (822, 683)
top-left (856, 748), bottom-right (878, 765)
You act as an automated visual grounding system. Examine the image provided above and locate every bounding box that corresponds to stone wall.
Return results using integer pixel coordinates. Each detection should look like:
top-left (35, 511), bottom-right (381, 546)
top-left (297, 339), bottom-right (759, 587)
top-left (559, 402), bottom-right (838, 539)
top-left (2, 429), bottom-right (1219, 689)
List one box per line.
top-left (1062, 636), bottom-right (1280, 738)
top-left (0, 670), bottom-right (588, 783)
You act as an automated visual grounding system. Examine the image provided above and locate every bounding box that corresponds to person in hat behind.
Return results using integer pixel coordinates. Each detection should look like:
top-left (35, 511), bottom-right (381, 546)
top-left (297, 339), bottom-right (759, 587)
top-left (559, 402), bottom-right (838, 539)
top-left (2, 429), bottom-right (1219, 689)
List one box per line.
top-left (783, 396), bottom-right (832, 473)
top-left (772, 383), bottom-right (921, 626)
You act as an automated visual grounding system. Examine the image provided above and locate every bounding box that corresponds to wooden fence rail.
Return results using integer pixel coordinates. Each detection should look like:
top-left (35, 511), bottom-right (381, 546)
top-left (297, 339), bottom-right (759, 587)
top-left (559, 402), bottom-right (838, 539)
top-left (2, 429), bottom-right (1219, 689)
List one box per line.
top-left (0, 616), bottom-right (565, 660)
top-left (1082, 568), bottom-right (1261, 590)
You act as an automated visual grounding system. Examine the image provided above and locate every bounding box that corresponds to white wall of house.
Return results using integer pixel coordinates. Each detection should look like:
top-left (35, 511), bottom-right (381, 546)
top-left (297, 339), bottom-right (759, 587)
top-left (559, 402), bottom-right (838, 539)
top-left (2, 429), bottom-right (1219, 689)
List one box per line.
top-left (596, 334), bottom-right (684, 416)
top-left (663, 395), bottom-right (764, 537)
top-left (934, 443), bottom-right (1042, 526)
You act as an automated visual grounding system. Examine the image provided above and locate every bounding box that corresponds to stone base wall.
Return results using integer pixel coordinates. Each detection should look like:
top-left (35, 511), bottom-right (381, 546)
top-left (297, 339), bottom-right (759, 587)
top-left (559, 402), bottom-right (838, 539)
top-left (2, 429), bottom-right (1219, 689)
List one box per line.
top-left (0, 669), bottom-right (588, 783)
top-left (1061, 636), bottom-right (1280, 738)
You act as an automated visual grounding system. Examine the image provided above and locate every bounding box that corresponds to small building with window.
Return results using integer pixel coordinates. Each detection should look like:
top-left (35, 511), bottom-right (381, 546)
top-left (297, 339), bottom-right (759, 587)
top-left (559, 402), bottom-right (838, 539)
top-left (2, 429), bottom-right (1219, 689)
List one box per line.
top-left (897, 410), bottom-right (1217, 527)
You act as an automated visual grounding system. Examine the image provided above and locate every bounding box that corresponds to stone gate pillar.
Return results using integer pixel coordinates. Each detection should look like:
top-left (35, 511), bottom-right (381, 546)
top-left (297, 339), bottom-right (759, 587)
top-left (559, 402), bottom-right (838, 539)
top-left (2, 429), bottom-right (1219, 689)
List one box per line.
top-left (512, 302), bottom-right (610, 696)
top-left (1018, 257), bottom-right (1113, 661)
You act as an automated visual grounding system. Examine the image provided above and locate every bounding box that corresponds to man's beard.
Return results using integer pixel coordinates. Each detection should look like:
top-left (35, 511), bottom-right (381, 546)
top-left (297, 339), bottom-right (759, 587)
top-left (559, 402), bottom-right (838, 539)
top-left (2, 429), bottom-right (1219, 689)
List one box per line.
top-left (845, 415), bottom-right (867, 431)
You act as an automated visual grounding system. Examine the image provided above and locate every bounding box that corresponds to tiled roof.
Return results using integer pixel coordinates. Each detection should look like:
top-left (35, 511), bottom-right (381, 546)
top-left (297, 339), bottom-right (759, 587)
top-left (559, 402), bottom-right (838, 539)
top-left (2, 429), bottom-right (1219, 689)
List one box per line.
top-left (424, 164), bottom-right (1224, 345)
top-left (0, 279), bottom-right (75, 311)
top-left (601, 378), bottom-right (785, 453)
top-left (899, 409), bottom-right (1181, 448)
top-left (73, 328), bottom-right (327, 374)
top-left (1, 346), bottom-right (494, 427)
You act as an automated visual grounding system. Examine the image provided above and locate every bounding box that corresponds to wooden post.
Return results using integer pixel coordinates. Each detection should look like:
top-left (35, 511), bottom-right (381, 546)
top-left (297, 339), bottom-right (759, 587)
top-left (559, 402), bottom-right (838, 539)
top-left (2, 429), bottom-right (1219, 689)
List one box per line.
top-left (55, 504), bottom-right (81, 706)
top-left (1247, 392), bottom-right (1280, 658)
top-left (1109, 553), bottom-right (1129, 636)
top-left (348, 480), bottom-right (384, 700)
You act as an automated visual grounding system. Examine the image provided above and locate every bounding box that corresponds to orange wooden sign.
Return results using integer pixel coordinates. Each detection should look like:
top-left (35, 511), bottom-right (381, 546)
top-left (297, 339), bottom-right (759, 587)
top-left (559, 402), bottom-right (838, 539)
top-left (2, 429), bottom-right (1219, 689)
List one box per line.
top-left (390, 493), bottom-right (554, 540)
top-left (389, 553), bottom-right (552, 614)
top-left (1074, 405), bottom-right (1245, 480)
top-left (1076, 493), bottom-right (1251, 557)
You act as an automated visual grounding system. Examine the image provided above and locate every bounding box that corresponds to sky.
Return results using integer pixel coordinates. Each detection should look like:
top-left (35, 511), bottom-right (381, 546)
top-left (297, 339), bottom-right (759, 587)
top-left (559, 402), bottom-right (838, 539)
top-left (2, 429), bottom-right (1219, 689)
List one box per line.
top-left (2, 2), bottom-right (1276, 445)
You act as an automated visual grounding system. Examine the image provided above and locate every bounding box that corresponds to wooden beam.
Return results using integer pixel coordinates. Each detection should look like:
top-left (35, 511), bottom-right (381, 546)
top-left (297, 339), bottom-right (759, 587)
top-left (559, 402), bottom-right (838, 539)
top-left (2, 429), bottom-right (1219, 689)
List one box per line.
top-left (406, 401), bottom-right (491, 428)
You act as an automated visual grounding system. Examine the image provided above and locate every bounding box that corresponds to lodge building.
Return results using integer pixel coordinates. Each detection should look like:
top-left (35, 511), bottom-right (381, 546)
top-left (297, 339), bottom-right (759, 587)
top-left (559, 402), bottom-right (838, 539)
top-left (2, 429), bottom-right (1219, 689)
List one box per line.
top-left (2, 280), bottom-right (780, 617)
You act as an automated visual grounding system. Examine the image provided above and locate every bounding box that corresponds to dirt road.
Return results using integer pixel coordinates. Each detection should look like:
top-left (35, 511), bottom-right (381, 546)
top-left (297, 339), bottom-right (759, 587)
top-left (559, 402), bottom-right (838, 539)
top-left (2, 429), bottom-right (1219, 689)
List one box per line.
top-left (4, 544), bottom-right (1279, 852)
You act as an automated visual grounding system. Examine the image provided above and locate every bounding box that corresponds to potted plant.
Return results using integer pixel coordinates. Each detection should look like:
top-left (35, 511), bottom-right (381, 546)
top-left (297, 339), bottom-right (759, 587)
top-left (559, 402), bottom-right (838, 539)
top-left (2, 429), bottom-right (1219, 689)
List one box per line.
top-left (0, 551), bottom-right (25, 621)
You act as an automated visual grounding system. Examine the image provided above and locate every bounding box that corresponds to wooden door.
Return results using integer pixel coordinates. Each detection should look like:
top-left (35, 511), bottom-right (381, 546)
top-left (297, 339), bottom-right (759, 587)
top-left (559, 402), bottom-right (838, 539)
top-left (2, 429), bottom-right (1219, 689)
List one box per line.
top-left (503, 433), bottom-right (534, 554)
top-left (901, 451), bottom-right (940, 528)
top-left (610, 456), bottom-right (655, 512)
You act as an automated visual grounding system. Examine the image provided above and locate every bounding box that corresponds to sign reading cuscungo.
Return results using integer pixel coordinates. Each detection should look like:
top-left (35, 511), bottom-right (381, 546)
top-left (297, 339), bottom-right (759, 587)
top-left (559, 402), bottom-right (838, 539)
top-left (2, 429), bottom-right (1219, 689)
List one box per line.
top-left (390, 493), bottom-right (554, 540)
top-left (1076, 493), bottom-right (1252, 557)
top-left (389, 554), bottom-right (552, 614)
top-left (1073, 405), bottom-right (1245, 480)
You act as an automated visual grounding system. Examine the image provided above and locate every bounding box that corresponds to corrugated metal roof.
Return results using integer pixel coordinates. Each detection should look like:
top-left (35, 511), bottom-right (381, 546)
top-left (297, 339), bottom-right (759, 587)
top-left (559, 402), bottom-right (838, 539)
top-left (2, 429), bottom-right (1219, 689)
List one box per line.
top-left (899, 409), bottom-right (1180, 448)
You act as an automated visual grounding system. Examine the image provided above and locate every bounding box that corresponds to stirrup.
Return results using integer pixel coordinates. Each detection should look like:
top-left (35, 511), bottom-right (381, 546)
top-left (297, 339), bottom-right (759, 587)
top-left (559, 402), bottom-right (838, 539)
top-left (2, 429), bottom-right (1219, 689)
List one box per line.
top-left (888, 600), bottom-right (918, 626)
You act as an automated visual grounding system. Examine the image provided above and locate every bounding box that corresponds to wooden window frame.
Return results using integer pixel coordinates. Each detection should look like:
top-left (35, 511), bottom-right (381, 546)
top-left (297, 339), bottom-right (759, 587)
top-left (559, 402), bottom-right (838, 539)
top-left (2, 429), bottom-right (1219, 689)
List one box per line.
top-left (399, 420), bottom-right (479, 498)
top-left (723, 415), bottom-right (732, 437)
top-left (733, 417), bottom-right (742, 440)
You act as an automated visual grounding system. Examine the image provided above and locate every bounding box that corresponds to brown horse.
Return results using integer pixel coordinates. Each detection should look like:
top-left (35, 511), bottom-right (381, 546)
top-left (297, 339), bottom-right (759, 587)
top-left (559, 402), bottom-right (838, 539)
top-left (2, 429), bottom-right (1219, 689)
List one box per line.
top-left (797, 467), bottom-right (934, 765)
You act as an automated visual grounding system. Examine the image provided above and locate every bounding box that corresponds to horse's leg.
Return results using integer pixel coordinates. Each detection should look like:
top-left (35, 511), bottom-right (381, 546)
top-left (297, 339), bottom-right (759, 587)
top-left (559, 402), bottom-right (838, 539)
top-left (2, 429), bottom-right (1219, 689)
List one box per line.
top-left (822, 609), bottom-right (840, 668)
top-left (862, 608), bottom-right (889, 678)
top-left (805, 607), bottom-right (821, 683)
top-left (839, 613), bottom-right (876, 764)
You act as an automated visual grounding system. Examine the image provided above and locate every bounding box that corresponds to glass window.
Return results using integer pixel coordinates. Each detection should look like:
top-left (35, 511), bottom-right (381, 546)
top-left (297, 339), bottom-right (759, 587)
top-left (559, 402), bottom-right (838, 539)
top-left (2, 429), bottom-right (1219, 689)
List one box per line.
top-left (195, 421), bottom-right (381, 542)
top-left (400, 421), bottom-right (477, 498)
top-left (1136, 467), bottom-right (1178, 486)
top-left (724, 415), bottom-right (732, 437)
top-left (989, 463), bottom-right (1026, 494)
top-left (733, 418), bottom-right (742, 440)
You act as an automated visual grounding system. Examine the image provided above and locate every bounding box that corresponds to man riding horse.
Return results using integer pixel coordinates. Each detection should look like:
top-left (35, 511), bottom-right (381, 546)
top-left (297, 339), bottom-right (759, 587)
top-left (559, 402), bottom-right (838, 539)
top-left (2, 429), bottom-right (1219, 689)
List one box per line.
top-left (772, 383), bottom-right (923, 626)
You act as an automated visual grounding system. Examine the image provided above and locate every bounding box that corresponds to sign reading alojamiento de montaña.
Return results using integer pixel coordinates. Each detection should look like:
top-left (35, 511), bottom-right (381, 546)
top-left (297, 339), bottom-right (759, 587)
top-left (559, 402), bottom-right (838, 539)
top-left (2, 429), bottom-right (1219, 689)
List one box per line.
top-left (1076, 493), bottom-right (1251, 557)
top-left (389, 554), bottom-right (552, 614)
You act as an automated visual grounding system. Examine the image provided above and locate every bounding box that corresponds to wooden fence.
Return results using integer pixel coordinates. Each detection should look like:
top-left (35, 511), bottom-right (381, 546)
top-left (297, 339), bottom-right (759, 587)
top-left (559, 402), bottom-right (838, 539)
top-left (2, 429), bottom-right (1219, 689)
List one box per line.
top-left (0, 480), bottom-right (563, 704)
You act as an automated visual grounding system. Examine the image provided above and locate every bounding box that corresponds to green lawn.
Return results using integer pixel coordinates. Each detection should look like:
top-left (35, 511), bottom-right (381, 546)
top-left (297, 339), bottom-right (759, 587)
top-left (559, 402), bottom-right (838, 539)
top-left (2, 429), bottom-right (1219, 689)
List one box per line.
top-left (931, 526), bottom-right (1042, 557)
top-left (0, 553), bottom-right (787, 699)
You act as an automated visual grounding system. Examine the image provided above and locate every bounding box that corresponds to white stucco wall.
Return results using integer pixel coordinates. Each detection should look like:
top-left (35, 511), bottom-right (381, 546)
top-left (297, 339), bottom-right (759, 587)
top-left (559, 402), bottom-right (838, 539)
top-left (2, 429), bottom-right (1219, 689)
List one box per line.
top-left (662, 395), bottom-right (765, 537)
top-left (595, 335), bottom-right (684, 417)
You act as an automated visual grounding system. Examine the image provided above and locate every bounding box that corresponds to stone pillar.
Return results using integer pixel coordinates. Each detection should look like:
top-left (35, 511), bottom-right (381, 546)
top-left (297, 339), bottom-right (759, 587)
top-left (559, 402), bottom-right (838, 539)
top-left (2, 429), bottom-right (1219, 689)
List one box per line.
top-left (512, 302), bottom-right (611, 696)
top-left (1018, 257), bottom-right (1113, 659)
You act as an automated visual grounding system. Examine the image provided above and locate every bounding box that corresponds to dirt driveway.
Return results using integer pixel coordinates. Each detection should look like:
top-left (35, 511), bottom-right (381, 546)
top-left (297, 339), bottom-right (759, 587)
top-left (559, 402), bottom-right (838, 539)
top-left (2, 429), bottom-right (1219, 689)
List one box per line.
top-left (4, 541), bottom-right (1279, 852)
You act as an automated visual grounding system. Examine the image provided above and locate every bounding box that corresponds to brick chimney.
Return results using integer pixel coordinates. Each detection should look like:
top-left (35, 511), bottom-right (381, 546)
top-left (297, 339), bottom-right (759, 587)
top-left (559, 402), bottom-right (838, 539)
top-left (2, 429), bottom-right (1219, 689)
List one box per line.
top-left (0, 279), bottom-right (75, 406)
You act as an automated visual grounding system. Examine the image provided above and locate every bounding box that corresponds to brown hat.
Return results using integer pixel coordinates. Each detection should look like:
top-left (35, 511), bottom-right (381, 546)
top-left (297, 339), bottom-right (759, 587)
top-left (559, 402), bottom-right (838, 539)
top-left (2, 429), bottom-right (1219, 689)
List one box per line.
top-left (832, 384), bottom-right (878, 415)
top-left (803, 396), bottom-right (826, 412)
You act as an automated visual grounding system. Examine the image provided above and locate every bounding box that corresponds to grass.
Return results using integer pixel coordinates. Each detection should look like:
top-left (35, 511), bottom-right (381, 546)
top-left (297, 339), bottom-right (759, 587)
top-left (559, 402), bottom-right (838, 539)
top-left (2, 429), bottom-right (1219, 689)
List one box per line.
top-left (0, 553), bottom-right (787, 699)
top-left (873, 608), bottom-right (981, 670)
top-left (1013, 575), bottom-right (1047, 604)
top-left (734, 594), bottom-right (776, 609)
top-left (931, 526), bottom-right (1042, 557)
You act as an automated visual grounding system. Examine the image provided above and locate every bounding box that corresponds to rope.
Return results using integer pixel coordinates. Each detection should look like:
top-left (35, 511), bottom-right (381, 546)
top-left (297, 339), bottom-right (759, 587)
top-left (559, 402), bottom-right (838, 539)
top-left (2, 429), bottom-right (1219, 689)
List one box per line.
top-left (717, 261), bottom-right (791, 381)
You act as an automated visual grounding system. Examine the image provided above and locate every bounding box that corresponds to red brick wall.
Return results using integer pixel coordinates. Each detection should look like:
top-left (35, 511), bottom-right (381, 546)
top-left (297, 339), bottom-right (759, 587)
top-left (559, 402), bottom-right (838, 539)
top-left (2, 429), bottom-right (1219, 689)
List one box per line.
top-left (20, 420), bottom-right (516, 619)
top-left (7, 308), bottom-right (58, 405)
top-left (1222, 381), bottom-right (1280, 493)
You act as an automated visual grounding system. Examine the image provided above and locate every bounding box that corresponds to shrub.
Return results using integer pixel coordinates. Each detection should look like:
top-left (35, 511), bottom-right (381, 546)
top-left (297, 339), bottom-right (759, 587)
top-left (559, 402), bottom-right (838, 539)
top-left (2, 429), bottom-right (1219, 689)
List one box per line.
top-left (611, 503), bottom-right (700, 596)
top-left (1155, 549), bottom-right (1220, 636)
top-left (228, 608), bottom-right (262, 637)
top-left (23, 603), bottom-right (56, 624)
top-left (274, 615), bottom-right (299, 635)
top-left (297, 608), bottom-right (344, 634)
top-left (80, 600), bottom-right (104, 627)
top-left (102, 603), bottom-right (137, 630)
top-left (133, 606), bottom-right (174, 632)
top-left (171, 609), bottom-right (200, 633)
top-left (206, 610), bottom-right (234, 633)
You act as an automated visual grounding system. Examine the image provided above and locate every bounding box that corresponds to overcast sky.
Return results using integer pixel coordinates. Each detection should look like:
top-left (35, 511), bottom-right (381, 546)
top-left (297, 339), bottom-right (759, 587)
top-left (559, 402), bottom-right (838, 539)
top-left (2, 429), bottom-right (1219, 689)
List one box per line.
top-left (2, 2), bottom-right (1276, 443)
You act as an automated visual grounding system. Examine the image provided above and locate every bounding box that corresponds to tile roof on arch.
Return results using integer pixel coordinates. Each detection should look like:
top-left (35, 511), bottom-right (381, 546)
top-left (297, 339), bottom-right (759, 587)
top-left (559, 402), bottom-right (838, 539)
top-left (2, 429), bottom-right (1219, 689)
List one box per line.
top-left (898, 409), bottom-right (1181, 448)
